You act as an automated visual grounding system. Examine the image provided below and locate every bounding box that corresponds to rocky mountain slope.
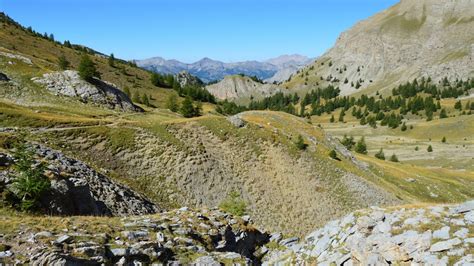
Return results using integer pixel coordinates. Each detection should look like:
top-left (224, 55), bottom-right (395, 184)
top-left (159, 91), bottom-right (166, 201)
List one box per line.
top-left (205, 75), bottom-right (282, 101)
top-left (0, 144), bottom-right (158, 216)
top-left (285, 0), bottom-right (474, 95)
top-left (136, 55), bottom-right (312, 83)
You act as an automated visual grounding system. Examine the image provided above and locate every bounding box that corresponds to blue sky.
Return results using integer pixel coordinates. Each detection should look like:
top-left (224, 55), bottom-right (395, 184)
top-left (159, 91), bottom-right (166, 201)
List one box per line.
top-left (2, 0), bottom-right (398, 63)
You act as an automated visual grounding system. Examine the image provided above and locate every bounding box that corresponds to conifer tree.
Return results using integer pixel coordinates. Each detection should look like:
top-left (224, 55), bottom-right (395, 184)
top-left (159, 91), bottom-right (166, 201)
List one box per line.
top-left (78, 55), bottom-right (100, 82)
top-left (58, 54), bottom-right (70, 70)
top-left (375, 148), bottom-right (385, 160)
top-left (166, 94), bottom-right (179, 112)
top-left (355, 137), bottom-right (368, 154)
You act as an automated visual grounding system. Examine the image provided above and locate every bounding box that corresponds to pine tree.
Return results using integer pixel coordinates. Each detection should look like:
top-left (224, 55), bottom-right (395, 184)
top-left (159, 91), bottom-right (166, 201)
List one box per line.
top-left (57, 55), bottom-right (70, 70)
top-left (295, 135), bottom-right (308, 150)
top-left (338, 109), bottom-right (345, 122)
top-left (401, 122), bottom-right (407, 131)
top-left (389, 154), bottom-right (399, 162)
top-left (341, 135), bottom-right (355, 150)
top-left (375, 148), bottom-right (385, 160)
top-left (355, 137), bottom-right (368, 154)
top-left (329, 150), bottom-right (338, 160)
top-left (427, 145), bottom-right (433, 152)
top-left (330, 115), bottom-right (335, 123)
top-left (78, 55), bottom-right (100, 82)
top-left (454, 100), bottom-right (462, 110)
top-left (180, 96), bottom-right (197, 118)
top-left (108, 53), bottom-right (115, 67)
top-left (166, 94), bottom-right (179, 112)
top-left (439, 108), bottom-right (448, 119)
top-left (442, 136), bottom-right (446, 143)
top-left (142, 94), bottom-right (150, 107)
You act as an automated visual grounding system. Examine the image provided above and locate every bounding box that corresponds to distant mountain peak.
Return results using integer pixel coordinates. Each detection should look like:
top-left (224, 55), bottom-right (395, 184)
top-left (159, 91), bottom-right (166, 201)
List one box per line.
top-left (135, 54), bottom-right (313, 83)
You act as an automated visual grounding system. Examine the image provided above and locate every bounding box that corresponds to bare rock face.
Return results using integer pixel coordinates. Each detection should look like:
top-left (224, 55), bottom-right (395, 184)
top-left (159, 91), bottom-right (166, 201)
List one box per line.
top-left (33, 70), bottom-right (142, 112)
top-left (205, 75), bottom-right (282, 101)
top-left (174, 71), bottom-right (204, 88)
top-left (289, 0), bottom-right (474, 95)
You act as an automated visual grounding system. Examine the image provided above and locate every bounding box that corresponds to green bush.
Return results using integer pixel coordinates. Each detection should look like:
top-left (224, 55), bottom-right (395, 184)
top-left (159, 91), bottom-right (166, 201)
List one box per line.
top-left (389, 154), bottom-right (399, 162)
top-left (329, 150), bottom-right (338, 160)
top-left (219, 191), bottom-right (247, 217)
top-left (355, 137), bottom-right (368, 154)
top-left (78, 55), bottom-right (100, 82)
top-left (295, 135), bottom-right (308, 150)
top-left (8, 142), bottom-right (50, 211)
top-left (375, 148), bottom-right (385, 160)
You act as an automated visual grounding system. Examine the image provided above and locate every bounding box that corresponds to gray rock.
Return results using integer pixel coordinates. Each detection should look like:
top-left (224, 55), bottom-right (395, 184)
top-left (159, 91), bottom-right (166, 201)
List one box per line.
top-left (454, 254), bottom-right (474, 266)
top-left (110, 248), bottom-right (128, 257)
top-left (429, 238), bottom-right (462, 252)
top-left (193, 255), bottom-right (219, 265)
top-left (454, 228), bottom-right (468, 238)
top-left (433, 226), bottom-right (450, 239)
top-left (454, 200), bottom-right (474, 214)
top-left (54, 235), bottom-right (72, 245)
top-left (465, 211), bottom-right (474, 223)
top-left (35, 231), bottom-right (53, 238)
top-left (227, 115), bottom-right (246, 128)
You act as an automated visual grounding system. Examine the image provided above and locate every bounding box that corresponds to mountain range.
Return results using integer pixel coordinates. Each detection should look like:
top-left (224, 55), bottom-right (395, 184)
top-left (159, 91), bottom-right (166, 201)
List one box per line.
top-left (135, 54), bottom-right (313, 83)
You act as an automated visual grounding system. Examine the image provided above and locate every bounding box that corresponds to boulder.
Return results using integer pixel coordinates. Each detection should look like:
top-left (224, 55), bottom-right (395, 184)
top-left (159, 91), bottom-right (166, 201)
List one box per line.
top-left (0, 72), bottom-right (9, 82)
top-left (33, 70), bottom-right (142, 112)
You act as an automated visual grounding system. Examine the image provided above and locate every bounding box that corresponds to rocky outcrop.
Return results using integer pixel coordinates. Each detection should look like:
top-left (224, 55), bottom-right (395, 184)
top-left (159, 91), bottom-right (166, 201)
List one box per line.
top-left (0, 208), bottom-right (270, 265)
top-left (0, 144), bottom-right (158, 216)
top-left (0, 72), bottom-right (9, 82)
top-left (288, 0), bottom-right (474, 95)
top-left (174, 71), bottom-right (204, 88)
top-left (0, 51), bottom-right (32, 65)
top-left (32, 70), bottom-right (142, 112)
top-left (205, 75), bottom-right (282, 101)
top-left (264, 200), bottom-right (474, 265)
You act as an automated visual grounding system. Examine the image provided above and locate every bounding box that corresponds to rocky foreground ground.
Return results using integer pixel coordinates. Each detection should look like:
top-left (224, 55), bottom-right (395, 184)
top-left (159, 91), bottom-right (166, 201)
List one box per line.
top-left (1, 201), bottom-right (473, 265)
top-left (264, 201), bottom-right (474, 265)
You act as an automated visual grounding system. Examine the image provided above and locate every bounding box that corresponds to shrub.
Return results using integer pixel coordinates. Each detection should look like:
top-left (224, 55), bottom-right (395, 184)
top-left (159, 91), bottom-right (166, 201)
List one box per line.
top-left (78, 55), bottom-right (100, 82)
top-left (166, 94), bottom-right (179, 112)
top-left (441, 137), bottom-right (446, 143)
top-left (341, 135), bottom-right (355, 150)
top-left (180, 96), bottom-right (201, 118)
top-left (427, 145), bottom-right (433, 152)
top-left (355, 137), bottom-right (368, 154)
top-left (57, 55), bottom-right (70, 70)
top-left (389, 154), bottom-right (399, 162)
top-left (8, 141), bottom-right (50, 211)
top-left (219, 191), bottom-right (247, 217)
top-left (375, 148), bottom-right (385, 160)
top-left (295, 135), bottom-right (308, 150)
top-left (329, 150), bottom-right (338, 160)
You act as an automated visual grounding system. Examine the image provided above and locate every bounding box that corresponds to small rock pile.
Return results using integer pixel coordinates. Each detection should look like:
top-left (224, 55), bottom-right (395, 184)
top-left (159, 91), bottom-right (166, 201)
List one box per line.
top-left (32, 70), bottom-right (142, 112)
top-left (0, 207), bottom-right (270, 265)
top-left (264, 201), bottom-right (474, 265)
